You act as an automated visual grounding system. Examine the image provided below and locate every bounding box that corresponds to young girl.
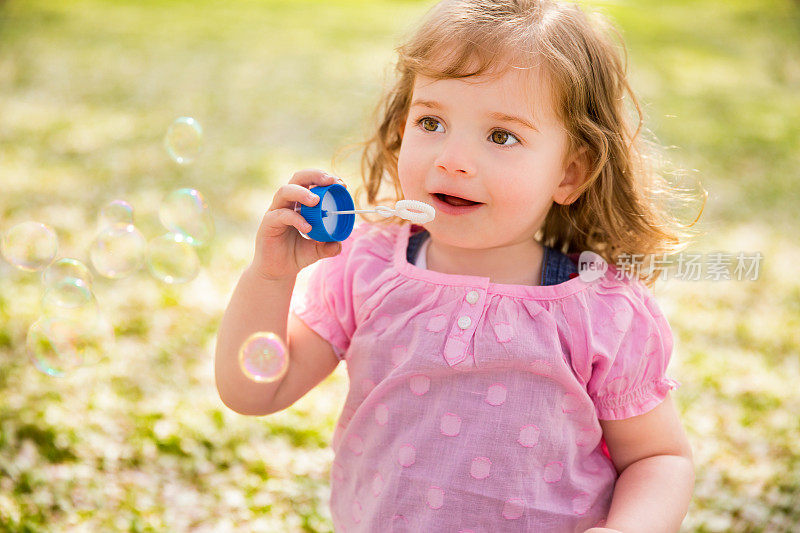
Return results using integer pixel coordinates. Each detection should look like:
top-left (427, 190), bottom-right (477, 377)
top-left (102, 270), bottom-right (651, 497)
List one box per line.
top-left (216, 1), bottom-right (696, 531)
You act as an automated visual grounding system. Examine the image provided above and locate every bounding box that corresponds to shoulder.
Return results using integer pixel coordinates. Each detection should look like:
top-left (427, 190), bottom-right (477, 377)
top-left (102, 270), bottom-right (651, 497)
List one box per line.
top-left (562, 269), bottom-right (678, 418)
top-left (585, 268), bottom-right (669, 329)
top-left (583, 270), bottom-right (674, 368)
top-left (559, 266), bottom-right (673, 366)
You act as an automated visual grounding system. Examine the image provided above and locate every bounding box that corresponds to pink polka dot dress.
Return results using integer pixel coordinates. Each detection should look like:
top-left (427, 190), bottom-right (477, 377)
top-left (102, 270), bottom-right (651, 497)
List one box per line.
top-left (290, 223), bottom-right (679, 532)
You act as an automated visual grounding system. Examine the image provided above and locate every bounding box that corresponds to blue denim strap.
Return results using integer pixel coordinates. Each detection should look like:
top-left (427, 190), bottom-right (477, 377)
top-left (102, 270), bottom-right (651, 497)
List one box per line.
top-left (540, 245), bottom-right (578, 286)
top-left (407, 228), bottom-right (429, 264)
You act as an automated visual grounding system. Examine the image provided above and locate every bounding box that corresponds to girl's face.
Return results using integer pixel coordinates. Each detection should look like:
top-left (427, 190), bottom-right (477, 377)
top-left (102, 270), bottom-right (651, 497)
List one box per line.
top-left (397, 66), bottom-right (584, 252)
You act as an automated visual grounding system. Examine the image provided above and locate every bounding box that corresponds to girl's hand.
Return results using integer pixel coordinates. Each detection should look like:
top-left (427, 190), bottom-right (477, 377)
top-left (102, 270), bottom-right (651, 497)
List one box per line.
top-left (252, 169), bottom-right (346, 281)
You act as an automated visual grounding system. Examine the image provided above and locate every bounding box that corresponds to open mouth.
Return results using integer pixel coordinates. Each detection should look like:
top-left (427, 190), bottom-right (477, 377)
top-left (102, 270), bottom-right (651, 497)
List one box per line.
top-left (433, 193), bottom-right (482, 207)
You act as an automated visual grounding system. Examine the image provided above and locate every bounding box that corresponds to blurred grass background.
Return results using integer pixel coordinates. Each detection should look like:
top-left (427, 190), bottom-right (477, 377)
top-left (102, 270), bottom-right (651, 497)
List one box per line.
top-left (0, 0), bottom-right (798, 531)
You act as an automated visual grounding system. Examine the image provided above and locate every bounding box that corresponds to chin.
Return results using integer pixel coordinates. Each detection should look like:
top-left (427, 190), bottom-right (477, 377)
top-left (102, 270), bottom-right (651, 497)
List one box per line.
top-left (427, 225), bottom-right (492, 250)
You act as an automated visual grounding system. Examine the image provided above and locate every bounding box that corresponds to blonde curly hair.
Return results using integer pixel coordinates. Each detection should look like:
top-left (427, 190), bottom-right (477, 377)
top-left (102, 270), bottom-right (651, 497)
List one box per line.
top-left (350, 0), bottom-right (704, 287)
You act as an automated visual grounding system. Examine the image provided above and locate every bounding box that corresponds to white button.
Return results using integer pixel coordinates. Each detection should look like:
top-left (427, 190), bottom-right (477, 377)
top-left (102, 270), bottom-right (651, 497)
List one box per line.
top-left (457, 316), bottom-right (472, 329)
top-left (466, 290), bottom-right (480, 304)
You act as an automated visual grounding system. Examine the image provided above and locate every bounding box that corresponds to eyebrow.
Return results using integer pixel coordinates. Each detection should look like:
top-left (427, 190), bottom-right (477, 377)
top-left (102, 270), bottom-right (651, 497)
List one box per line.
top-left (410, 99), bottom-right (539, 132)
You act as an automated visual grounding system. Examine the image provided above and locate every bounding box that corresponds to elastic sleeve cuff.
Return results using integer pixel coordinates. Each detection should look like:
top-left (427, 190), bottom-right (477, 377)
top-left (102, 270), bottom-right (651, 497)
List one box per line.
top-left (594, 378), bottom-right (680, 420)
top-left (292, 308), bottom-right (349, 361)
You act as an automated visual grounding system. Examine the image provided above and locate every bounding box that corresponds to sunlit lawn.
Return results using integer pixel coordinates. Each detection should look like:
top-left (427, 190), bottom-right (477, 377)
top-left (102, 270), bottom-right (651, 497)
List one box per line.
top-left (0, 0), bottom-right (798, 531)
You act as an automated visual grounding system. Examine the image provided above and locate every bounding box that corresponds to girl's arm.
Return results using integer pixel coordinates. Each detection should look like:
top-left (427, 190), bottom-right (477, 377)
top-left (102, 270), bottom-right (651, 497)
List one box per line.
top-left (215, 169), bottom-right (345, 416)
top-left (586, 392), bottom-right (694, 533)
top-left (214, 268), bottom-right (340, 416)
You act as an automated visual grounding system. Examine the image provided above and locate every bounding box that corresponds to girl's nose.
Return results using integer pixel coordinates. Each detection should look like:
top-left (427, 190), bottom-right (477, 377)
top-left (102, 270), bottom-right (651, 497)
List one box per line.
top-left (433, 136), bottom-right (477, 177)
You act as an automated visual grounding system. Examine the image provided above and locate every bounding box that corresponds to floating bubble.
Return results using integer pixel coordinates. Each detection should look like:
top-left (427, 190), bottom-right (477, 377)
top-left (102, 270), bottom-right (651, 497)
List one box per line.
top-left (42, 277), bottom-right (95, 311)
top-left (26, 317), bottom-right (85, 377)
top-left (42, 258), bottom-right (93, 288)
top-left (158, 188), bottom-right (214, 245)
top-left (164, 117), bottom-right (203, 165)
top-left (41, 274), bottom-right (102, 347)
top-left (1, 221), bottom-right (58, 272)
top-left (26, 314), bottom-right (113, 376)
top-left (146, 232), bottom-right (200, 284)
top-left (98, 200), bottom-right (134, 229)
top-left (238, 332), bottom-right (289, 383)
top-left (90, 223), bottom-right (146, 279)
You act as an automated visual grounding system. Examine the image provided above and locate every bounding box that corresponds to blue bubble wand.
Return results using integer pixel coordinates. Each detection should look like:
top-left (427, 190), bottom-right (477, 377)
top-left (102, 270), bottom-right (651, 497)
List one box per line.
top-left (296, 184), bottom-right (435, 242)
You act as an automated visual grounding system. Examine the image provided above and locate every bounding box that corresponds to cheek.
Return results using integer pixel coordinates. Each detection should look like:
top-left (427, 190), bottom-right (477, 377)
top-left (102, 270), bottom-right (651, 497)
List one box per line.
top-left (397, 146), bottom-right (410, 188)
top-left (490, 175), bottom-right (555, 219)
top-left (397, 137), bottom-right (425, 187)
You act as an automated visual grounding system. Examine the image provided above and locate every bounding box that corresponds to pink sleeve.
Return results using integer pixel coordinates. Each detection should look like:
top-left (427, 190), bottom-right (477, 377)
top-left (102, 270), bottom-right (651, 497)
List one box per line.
top-left (290, 232), bottom-right (361, 361)
top-left (584, 283), bottom-right (680, 420)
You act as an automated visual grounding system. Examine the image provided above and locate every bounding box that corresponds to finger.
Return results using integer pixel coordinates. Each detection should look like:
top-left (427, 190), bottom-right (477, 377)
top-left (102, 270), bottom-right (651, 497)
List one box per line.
top-left (288, 168), bottom-right (348, 190)
top-left (287, 168), bottom-right (340, 189)
top-left (293, 238), bottom-right (340, 271)
top-left (269, 183), bottom-right (321, 211)
top-left (261, 208), bottom-right (313, 236)
top-left (315, 241), bottom-right (342, 261)
top-left (324, 172), bottom-right (348, 189)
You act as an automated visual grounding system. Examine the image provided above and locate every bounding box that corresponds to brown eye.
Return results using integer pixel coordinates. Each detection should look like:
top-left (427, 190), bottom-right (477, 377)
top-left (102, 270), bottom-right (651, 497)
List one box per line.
top-left (490, 130), bottom-right (520, 146)
top-left (420, 118), bottom-right (440, 132)
top-left (491, 130), bottom-right (509, 144)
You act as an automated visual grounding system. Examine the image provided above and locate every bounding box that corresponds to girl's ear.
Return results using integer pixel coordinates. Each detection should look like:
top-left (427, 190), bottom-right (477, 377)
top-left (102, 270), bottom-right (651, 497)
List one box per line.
top-left (553, 147), bottom-right (590, 205)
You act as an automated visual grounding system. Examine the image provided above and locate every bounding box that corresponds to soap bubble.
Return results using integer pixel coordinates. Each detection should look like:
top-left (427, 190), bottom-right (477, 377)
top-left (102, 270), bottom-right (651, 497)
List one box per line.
top-left (98, 200), bottom-right (134, 229)
top-left (1, 221), bottom-right (58, 272)
top-left (146, 232), bottom-right (200, 284)
top-left (238, 332), bottom-right (289, 383)
top-left (41, 269), bottom-right (102, 349)
top-left (27, 317), bottom-right (85, 377)
top-left (158, 188), bottom-right (214, 245)
top-left (26, 315), bottom-right (113, 376)
top-left (42, 278), bottom-right (96, 314)
top-left (41, 300), bottom-right (103, 352)
top-left (164, 117), bottom-right (203, 165)
top-left (90, 223), bottom-right (146, 279)
top-left (42, 258), bottom-right (93, 288)
top-left (41, 258), bottom-right (99, 330)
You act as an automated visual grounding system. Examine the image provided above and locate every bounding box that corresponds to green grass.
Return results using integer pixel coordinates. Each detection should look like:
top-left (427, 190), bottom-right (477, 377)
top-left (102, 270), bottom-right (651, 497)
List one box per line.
top-left (1, 0), bottom-right (799, 530)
